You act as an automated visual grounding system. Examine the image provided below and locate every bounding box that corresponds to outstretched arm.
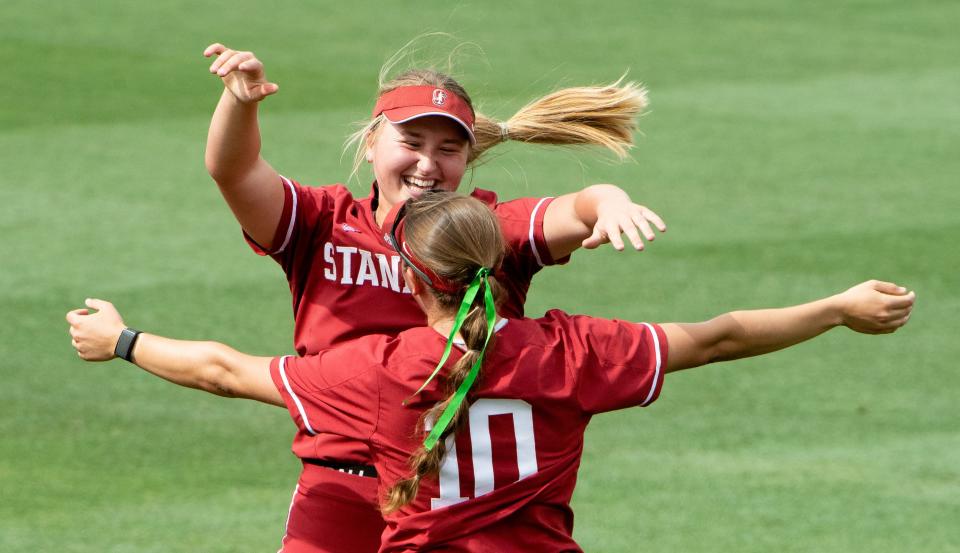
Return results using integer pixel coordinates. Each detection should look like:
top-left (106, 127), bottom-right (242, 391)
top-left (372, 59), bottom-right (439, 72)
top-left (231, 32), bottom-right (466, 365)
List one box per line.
top-left (66, 299), bottom-right (282, 406)
top-left (542, 184), bottom-right (666, 260)
top-left (203, 43), bottom-right (285, 249)
top-left (661, 280), bottom-right (916, 373)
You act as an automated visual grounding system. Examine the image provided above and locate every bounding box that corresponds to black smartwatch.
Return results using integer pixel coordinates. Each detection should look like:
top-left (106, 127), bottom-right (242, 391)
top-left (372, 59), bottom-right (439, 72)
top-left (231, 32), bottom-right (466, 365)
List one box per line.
top-left (114, 328), bottom-right (142, 362)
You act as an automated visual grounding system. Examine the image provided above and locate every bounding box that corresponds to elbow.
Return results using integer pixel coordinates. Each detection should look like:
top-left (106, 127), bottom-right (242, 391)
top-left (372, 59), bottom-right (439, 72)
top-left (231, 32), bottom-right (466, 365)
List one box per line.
top-left (195, 342), bottom-right (240, 398)
top-left (204, 155), bottom-right (235, 187)
top-left (689, 320), bottom-right (740, 368)
top-left (703, 340), bottom-right (736, 365)
top-left (701, 313), bottom-right (745, 365)
top-left (203, 148), bottom-right (244, 187)
top-left (203, 152), bottom-right (219, 180)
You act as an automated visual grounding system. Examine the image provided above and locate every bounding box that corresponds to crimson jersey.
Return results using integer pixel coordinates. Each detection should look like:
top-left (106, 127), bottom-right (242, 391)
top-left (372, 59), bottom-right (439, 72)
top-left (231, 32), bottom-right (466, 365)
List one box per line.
top-left (270, 311), bottom-right (668, 552)
top-left (247, 177), bottom-right (565, 463)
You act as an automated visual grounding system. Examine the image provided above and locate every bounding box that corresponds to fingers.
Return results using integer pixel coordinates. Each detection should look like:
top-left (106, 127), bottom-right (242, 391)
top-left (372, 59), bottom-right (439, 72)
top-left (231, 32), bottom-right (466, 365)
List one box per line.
top-left (65, 308), bottom-right (89, 324)
top-left (885, 290), bottom-right (916, 310)
top-left (209, 48), bottom-right (239, 75)
top-left (208, 47), bottom-right (232, 72)
top-left (591, 204), bottom-right (666, 252)
top-left (235, 57), bottom-right (263, 74)
top-left (889, 313), bottom-right (911, 329)
top-left (203, 43), bottom-right (231, 58)
top-left (84, 298), bottom-right (112, 311)
top-left (631, 212), bottom-right (657, 242)
top-left (203, 43), bottom-right (227, 57)
top-left (208, 48), bottom-right (270, 80)
top-left (581, 227), bottom-right (604, 249)
top-left (258, 82), bottom-right (280, 98)
top-left (870, 280), bottom-right (909, 295)
top-left (619, 217), bottom-right (644, 250)
top-left (604, 222), bottom-right (627, 251)
top-left (215, 50), bottom-right (255, 77)
top-left (638, 206), bottom-right (667, 233)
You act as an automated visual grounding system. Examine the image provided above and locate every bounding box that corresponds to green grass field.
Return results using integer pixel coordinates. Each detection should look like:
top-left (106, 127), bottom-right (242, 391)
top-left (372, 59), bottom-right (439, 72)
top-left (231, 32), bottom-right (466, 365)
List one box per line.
top-left (3, 1), bottom-right (958, 551)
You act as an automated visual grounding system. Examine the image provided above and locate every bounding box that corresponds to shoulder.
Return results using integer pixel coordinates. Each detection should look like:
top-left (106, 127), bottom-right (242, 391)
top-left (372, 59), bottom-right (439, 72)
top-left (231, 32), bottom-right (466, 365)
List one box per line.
top-left (391, 327), bottom-right (444, 355)
top-left (469, 187), bottom-right (499, 206)
top-left (526, 309), bottom-right (647, 349)
top-left (287, 179), bottom-right (355, 203)
top-left (469, 187), bottom-right (554, 217)
top-left (288, 333), bottom-right (395, 382)
top-left (532, 309), bottom-right (583, 335)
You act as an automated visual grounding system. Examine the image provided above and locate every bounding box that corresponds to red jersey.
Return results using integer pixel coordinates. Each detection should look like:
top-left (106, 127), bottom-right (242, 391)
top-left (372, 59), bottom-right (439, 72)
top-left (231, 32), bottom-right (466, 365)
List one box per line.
top-left (247, 178), bottom-right (565, 463)
top-left (270, 311), bottom-right (668, 552)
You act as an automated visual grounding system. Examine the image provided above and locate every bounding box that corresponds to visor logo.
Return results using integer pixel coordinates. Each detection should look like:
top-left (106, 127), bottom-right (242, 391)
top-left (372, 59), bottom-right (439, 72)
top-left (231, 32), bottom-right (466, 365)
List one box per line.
top-left (432, 89), bottom-right (447, 106)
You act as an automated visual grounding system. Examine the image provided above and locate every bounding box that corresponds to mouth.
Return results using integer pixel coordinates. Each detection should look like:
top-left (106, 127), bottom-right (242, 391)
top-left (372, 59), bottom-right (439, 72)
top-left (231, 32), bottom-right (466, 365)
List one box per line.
top-left (402, 176), bottom-right (436, 191)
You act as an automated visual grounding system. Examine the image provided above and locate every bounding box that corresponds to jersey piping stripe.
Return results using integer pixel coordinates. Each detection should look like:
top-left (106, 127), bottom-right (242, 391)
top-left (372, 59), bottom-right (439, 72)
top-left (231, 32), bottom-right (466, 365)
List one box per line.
top-left (528, 197), bottom-right (552, 267)
top-left (278, 356), bottom-right (317, 435)
top-left (274, 176), bottom-right (299, 255)
top-left (638, 322), bottom-right (662, 406)
top-left (277, 483), bottom-right (299, 553)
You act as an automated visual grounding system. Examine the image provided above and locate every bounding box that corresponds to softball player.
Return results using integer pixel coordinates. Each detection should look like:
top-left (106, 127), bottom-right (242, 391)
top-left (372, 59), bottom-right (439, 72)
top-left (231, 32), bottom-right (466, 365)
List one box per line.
top-left (200, 42), bottom-right (665, 552)
top-left (68, 193), bottom-right (914, 552)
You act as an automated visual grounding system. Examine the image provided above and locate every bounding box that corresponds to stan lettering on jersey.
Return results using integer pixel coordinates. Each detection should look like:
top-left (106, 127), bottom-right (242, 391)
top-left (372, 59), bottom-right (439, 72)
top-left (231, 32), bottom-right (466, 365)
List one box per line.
top-left (323, 242), bottom-right (412, 294)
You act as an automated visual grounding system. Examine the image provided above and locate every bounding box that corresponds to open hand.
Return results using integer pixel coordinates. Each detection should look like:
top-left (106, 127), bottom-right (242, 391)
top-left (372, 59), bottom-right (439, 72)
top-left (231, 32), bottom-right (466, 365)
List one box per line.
top-left (204, 43), bottom-right (279, 103)
top-left (582, 202), bottom-right (666, 251)
top-left (837, 280), bottom-right (915, 334)
top-left (66, 299), bottom-right (126, 361)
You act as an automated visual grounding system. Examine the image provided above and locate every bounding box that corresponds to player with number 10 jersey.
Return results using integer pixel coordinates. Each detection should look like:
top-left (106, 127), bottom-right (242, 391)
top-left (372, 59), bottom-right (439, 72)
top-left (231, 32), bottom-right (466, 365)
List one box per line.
top-left (272, 311), bottom-right (666, 552)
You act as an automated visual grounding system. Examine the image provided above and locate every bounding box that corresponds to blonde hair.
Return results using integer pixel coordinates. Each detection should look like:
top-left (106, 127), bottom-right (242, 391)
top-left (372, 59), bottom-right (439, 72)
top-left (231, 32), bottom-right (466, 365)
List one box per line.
top-left (346, 69), bottom-right (648, 181)
top-left (381, 192), bottom-right (505, 513)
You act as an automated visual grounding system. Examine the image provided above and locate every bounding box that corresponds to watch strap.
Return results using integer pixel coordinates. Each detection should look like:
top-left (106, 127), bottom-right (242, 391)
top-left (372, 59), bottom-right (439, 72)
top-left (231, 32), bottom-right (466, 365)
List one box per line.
top-left (114, 328), bottom-right (142, 362)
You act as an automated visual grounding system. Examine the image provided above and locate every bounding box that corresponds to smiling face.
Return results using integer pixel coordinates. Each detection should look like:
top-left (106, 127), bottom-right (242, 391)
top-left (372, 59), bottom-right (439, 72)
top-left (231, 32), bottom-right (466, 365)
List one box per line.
top-left (368, 116), bottom-right (470, 223)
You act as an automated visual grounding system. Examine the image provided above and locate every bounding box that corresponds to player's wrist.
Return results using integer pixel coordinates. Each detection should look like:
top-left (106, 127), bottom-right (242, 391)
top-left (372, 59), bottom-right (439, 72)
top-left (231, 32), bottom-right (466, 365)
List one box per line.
top-left (114, 327), bottom-right (142, 363)
top-left (823, 294), bottom-right (847, 329)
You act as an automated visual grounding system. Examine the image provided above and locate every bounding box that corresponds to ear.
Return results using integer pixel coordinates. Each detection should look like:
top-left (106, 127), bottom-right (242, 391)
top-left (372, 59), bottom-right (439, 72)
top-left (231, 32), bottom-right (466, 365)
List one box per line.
top-left (364, 126), bottom-right (380, 163)
top-left (402, 266), bottom-right (423, 296)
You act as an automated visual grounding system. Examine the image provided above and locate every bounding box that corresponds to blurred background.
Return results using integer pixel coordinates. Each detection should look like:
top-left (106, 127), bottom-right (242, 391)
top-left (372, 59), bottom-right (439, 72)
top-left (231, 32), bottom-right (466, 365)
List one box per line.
top-left (1, 1), bottom-right (957, 551)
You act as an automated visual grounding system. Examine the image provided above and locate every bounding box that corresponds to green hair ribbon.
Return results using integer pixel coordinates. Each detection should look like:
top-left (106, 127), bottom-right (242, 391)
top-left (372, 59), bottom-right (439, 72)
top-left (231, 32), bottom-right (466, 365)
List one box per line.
top-left (407, 267), bottom-right (497, 451)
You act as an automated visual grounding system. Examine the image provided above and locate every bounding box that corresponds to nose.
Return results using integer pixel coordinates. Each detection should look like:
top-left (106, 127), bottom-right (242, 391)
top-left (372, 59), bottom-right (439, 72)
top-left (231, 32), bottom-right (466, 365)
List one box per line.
top-left (417, 153), bottom-right (438, 174)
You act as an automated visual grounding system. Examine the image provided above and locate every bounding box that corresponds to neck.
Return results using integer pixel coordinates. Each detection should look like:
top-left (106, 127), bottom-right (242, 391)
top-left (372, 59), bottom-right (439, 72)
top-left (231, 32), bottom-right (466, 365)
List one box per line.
top-left (425, 307), bottom-right (457, 335)
top-left (372, 181), bottom-right (392, 227)
top-left (375, 202), bottom-right (390, 227)
top-left (426, 308), bottom-right (503, 340)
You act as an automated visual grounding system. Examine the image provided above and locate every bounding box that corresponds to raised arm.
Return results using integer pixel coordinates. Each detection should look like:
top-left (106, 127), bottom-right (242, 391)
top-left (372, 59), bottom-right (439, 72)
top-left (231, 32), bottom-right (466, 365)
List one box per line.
top-left (542, 184), bottom-right (666, 260)
top-left (66, 299), bottom-right (282, 406)
top-left (203, 43), bottom-right (285, 249)
top-left (661, 280), bottom-right (916, 373)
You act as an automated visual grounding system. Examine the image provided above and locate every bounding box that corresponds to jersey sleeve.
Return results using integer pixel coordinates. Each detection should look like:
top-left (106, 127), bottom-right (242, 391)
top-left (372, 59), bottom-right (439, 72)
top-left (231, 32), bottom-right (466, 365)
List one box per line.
top-left (242, 176), bottom-right (332, 270)
top-left (489, 194), bottom-right (570, 270)
top-left (269, 349), bottom-right (380, 442)
top-left (470, 189), bottom-right (569, 319)
top-left (549, 310), bottom-right (668, 414)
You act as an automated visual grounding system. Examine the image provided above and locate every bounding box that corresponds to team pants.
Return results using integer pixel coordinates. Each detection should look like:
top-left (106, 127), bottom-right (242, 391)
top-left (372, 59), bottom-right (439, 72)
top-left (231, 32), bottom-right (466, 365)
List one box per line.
top-left (279, 461), bottom-right (385, 553)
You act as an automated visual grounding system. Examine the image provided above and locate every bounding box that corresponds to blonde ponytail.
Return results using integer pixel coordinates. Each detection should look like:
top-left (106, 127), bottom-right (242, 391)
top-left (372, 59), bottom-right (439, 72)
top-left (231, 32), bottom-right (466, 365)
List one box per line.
top-left (472, 78), bottom-right (647, 163)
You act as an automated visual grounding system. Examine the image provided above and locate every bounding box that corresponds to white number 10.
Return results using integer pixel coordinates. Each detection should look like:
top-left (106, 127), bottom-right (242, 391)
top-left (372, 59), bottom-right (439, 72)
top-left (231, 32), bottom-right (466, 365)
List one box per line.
top-left (431, 399), bottom-right (538, 510)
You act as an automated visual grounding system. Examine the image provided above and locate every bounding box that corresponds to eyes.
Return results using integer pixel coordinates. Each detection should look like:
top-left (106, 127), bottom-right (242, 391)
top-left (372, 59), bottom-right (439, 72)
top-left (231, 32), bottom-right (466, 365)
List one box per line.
top-left (400, 139), bottom-right (465, 156)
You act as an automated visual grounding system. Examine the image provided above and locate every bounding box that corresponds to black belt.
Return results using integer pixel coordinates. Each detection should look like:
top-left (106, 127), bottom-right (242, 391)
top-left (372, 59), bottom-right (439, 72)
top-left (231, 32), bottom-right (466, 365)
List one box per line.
top-left (304, 458), bottom-right (377, 478)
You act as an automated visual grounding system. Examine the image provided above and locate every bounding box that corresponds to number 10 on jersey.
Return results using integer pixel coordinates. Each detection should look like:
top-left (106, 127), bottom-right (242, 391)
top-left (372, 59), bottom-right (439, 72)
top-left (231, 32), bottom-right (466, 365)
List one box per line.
top-left (430, 399), bottom-right (538, 509)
